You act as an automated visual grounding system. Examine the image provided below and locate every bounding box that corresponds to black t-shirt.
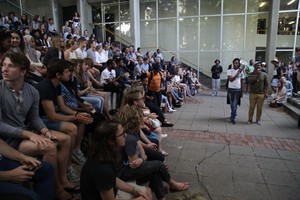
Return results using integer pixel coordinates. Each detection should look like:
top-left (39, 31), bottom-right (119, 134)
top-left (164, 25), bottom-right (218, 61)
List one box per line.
top-left (80, 159), bottom-right (117, 200)
top-left (35, 79), bottom-right (61, 117)
top-left (211, 65), bottom-right (223, 79)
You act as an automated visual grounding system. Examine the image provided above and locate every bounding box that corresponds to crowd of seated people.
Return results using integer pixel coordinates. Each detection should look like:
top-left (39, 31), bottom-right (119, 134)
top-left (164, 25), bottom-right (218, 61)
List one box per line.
top-left (0, 10), bottom-right (204, 200)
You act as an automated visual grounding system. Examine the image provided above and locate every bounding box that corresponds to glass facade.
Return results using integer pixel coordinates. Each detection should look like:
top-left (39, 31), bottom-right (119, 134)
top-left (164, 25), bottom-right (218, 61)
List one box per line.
top-left (92, 0), bottom-right (300, 78)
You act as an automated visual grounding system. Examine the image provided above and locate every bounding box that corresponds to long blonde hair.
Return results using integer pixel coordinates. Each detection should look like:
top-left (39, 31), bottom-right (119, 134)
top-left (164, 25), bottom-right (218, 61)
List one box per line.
top-left (119, 104), bottom-right (144, 133)
top-left (52, 36), bottom-right (63, 49)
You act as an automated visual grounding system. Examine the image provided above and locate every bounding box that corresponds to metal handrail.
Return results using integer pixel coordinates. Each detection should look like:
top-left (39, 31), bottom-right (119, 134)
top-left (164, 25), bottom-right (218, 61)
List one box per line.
top-left (5, 0), bottom-right (34, 17)
top-left (93, 23), bottom-right (131, 46)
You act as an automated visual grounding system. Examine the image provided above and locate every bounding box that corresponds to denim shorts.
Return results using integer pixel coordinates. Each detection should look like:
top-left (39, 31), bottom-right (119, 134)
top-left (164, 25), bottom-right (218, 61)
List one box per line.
top-left (40, 116), bottom-right (64, 131)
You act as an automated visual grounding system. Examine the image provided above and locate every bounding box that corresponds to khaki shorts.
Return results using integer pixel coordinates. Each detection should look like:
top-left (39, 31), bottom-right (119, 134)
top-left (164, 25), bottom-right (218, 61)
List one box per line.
top-left (297, 71), bottom-right (300, 82)
top-left (116, 181), bottom-right (147, 200)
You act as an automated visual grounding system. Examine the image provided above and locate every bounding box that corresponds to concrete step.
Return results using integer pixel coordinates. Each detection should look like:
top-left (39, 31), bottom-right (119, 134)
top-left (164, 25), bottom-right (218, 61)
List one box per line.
top-left (283, 98), bottom-right (300, 128)
top-left (287, 97), bottom-right (300, 110)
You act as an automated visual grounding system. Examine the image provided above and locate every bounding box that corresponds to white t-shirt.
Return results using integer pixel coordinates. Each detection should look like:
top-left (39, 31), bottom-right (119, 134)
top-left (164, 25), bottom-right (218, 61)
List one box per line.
top-left (96, 51), bottom-right (107, 64)
top-left (227, 68), bottom-right (244, 89)
top-left (76, 48), bottom-right (87, 59)
top-left (171, 75), bottom-right (181, 85)
top-left (100, 68), bottom-right (116, 84)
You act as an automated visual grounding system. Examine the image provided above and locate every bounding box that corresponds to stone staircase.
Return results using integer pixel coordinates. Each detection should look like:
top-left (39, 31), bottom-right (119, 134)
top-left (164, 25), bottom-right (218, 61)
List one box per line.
top-left (283, 97), bottom-right (300, 128)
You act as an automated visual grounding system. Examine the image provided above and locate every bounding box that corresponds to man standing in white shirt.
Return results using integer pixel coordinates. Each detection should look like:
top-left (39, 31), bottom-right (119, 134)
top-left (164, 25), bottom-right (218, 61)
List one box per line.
top-left (227, 58), bottom-right (244, 124)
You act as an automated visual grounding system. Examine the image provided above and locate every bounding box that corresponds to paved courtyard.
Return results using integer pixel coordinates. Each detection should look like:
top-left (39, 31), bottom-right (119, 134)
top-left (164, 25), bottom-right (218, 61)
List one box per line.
top-left (163, 91), bottom-right (300, 200)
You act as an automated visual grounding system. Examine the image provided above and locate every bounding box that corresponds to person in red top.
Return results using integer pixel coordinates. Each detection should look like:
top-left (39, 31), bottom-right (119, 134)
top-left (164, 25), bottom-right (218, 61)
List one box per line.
top-left (147, 63), bottom-right (163, 106)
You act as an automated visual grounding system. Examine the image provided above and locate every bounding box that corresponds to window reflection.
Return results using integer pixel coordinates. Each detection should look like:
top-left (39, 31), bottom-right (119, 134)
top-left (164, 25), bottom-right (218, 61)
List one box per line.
top-left (200, 17), bottom-right (221, 50)
top-left (224, 0), bottom-right (245, 14)
top-left (179, 0), bottom-right (199, 16)
top-left (280, 0), bottom-right (299, 10)
top-left (140, 1), bottom-right (156, 20)
top-left (120, 2), bottom-right (130, 21)
top-left (277, 12), bottom-right (298, 35)
top-left (158, 0), bottom-right (177, 18)
top-left (248, 0), bottom-right (270, 12)
top-left (223, 16), bottom-right (245, 51)
top-left (179, 18), bottom-right (198, 50)
top-left (200, 0), bottom-right (221, 15)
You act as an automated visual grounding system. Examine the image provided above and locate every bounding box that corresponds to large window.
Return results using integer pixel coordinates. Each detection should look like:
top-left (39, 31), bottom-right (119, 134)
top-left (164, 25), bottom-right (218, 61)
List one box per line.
top-left (200, 0), bottom-right (221, 15)
top-left (140, 20), bottom-right (157, 48)
top-left (223, 0), bottom-right (245, 14)
top-left (158, 0), bottom-right (177, 18)
top-left (179, 17), bottom-right (198, 50)
top-left (158, 19), bottom-right (177, 51)
top-left (247, 0), bottom-right (270, 12)
top-left (179, 0), bottom-right (199, 16)
top-left (200, 16), bottom-right (221, 50)
top-left (280, 0), bottom-right (299, 10)
top-left (246, 14), bottom-right (268, 50)
top-left (140, 1), bottom-right (156, 20)
top-left (223, 15), bottom-right (245, 51)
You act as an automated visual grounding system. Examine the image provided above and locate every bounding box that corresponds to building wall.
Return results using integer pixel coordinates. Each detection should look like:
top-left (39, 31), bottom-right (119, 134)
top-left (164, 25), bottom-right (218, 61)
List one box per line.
top-left (93, 0), bottom-right (300, 78)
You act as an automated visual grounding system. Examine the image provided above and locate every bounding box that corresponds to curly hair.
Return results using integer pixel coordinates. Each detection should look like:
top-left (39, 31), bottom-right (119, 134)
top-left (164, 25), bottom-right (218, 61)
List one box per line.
top-left (88, 120), bottom-right (122, 164)
top-left (119, 104), bottom-right (144, 133)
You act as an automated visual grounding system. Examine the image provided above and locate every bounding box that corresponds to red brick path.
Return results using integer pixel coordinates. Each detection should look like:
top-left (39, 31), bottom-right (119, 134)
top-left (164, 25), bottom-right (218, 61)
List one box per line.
top-left (164, 129), bottom-right (300, 152)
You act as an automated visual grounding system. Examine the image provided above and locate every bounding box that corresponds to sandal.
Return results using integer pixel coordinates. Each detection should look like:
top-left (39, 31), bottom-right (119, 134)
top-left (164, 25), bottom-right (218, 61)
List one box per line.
top-left (170, 182), bottom-right (190, 193)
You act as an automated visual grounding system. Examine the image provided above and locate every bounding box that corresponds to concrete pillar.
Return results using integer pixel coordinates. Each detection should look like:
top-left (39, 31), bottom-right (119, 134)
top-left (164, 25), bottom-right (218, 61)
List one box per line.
top-left (130, 0), bottom-right (140, 47)
top-left (265, 0), bottom-right (280, 83)
top-left (51, 0), bottom-right (60, 33)
top-left (78, 0), bottom-right (93, 36)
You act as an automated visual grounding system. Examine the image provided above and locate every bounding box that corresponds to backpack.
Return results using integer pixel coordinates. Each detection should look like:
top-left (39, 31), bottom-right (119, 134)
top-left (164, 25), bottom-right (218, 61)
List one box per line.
top-left (190, 84), bottom-right (196, 96)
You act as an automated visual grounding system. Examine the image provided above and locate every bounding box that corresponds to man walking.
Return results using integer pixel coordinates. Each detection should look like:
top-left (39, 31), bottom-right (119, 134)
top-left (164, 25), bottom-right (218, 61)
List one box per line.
top-left (227, 58), bottom-right (244, 124)
top-left (247, 61), bottom-right (269, 125)
top-left (211, 59), bottom-right (223, 96)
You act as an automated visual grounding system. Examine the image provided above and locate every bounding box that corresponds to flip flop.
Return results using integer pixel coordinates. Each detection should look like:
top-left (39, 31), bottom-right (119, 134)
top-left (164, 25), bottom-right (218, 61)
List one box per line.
top-left (170, 182), bottom-right (190, 193)
top-left (64, 185), bottom-right (80, 193)
top-left (161, 150), bottom-right (169, 156)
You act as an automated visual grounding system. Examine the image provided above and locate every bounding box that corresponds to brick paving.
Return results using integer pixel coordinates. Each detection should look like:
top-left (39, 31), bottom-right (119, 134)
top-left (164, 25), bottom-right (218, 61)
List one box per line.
top-left (163, 128), bottom-right (300, 152)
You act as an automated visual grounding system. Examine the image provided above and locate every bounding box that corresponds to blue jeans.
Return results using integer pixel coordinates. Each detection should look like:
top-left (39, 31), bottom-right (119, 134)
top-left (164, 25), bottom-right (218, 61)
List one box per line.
top-left (0, 157), bottom-right (54, 200)
top-left (227, 88), bottom-right (241, 120)
top-left (81, 95), bottom-right (104, 114)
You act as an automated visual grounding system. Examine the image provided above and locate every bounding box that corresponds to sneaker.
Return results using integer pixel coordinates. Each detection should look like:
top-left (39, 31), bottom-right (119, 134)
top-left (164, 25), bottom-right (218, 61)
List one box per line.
top-left (256, 120), bottom-right (261, 125)
top-left (67, 166), bottom-right (80, 182)
top-left (161, 134), bottom-right (168, 138)
top-left (246, 120), bottom-right (252, 125)
top-left (228, 119), bottom-right (235, 124)
top-left (72, 149), bottom-right (86, 165)
top-left (169, 108), bottom-right (176, 113)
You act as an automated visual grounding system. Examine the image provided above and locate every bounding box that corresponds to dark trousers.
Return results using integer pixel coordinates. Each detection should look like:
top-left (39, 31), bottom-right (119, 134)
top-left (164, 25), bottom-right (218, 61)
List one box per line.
top-left (118, 160), bottom-right (170, 199)
top-left (0, 158), bottom-right (54, 200)
top-left (148, 90), bottom-right (162, 107)
top-left (104, 82), bottom-right (125, 108)
top-left (292, 72), bottom-right (298, 93)
top-left (144, 99), bottom-right (165, 123)
top-left (227, 88), bottom-right (241, 121)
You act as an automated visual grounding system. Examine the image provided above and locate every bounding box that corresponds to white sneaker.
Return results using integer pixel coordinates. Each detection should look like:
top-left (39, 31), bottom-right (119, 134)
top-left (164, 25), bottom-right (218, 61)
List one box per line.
top-left (161, 134), bottom-right (168, 138)
top-left (169, 108), bottom-right (176, 113)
